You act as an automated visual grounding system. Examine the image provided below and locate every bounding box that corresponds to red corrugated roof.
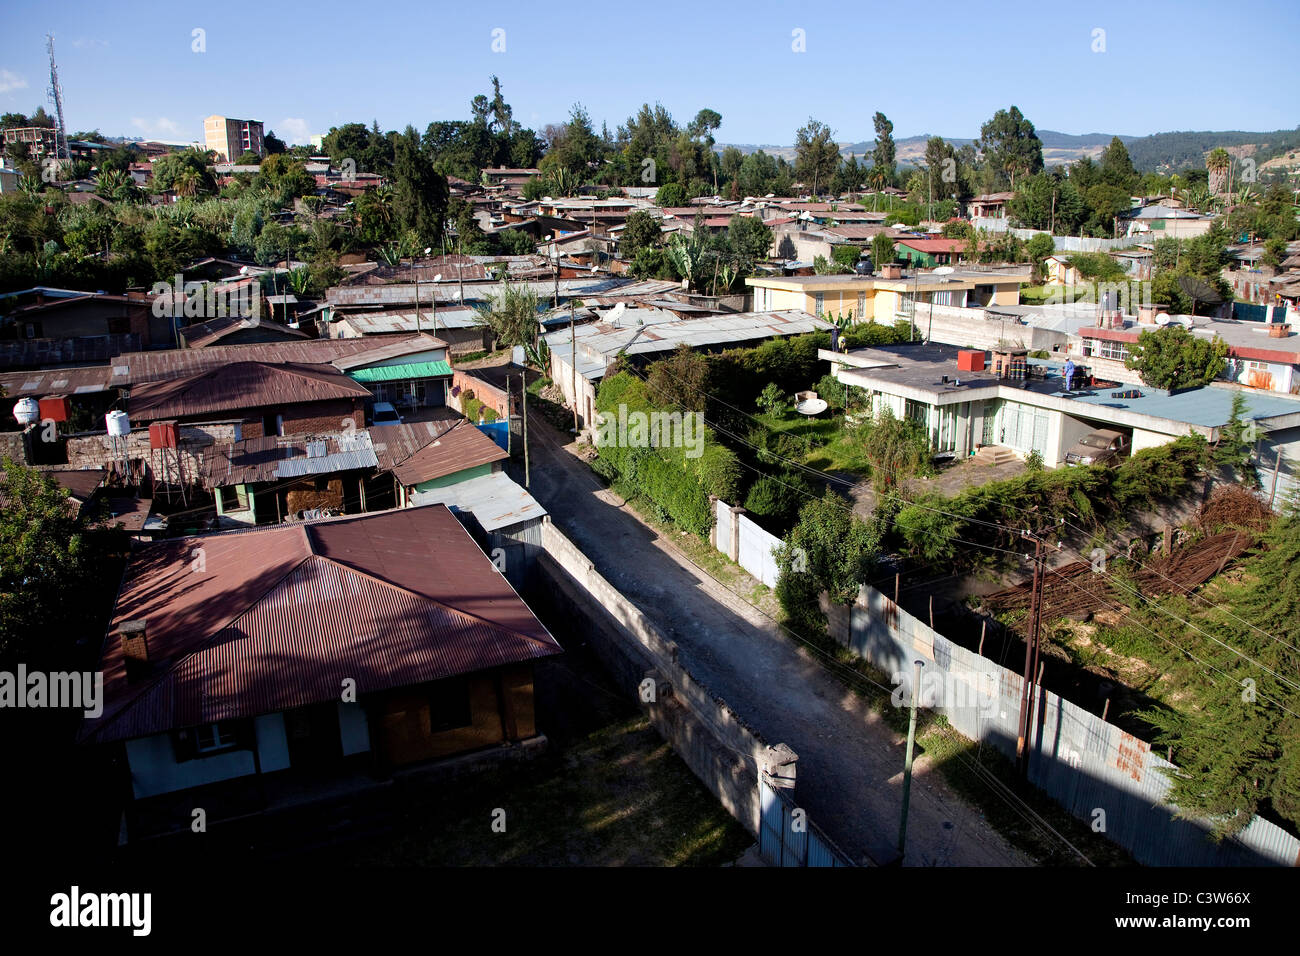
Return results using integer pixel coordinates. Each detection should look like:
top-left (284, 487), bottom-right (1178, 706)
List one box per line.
top-left (82, 505), bottom-right (560, 744)
top-left (381, 419), bottom-right (508, 487)
top-left (128, 361), bottom-right (371, 421)
top-left (896, 238), bottom-right (967, 253)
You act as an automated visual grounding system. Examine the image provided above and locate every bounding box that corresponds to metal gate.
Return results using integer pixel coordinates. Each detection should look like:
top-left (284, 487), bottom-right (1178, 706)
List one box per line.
top-left (758, 772), bottom-right (854, 867)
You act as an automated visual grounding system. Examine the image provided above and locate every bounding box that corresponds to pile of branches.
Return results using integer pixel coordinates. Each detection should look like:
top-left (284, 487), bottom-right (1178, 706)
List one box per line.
top-left (1194, 484), bottom-right (1274, 534)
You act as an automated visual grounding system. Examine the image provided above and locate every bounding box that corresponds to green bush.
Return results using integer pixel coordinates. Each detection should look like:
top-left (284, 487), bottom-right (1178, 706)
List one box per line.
top-left (593, 372), bottom-right (740, 534)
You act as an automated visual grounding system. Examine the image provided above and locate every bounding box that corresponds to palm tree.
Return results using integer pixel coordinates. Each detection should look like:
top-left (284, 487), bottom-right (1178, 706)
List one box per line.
top-left (1206, 148), bottom-right (1231, 196)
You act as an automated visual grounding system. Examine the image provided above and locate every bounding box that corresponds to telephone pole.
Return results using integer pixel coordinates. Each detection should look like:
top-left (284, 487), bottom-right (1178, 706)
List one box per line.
top-left (569, 300), bottom-right (579, 435)
top-left (521, 369), bottom-right (530, 488)
top-left (1015, 533), bottom-right (1046, 781)
top-left (897, 658), bottom-right (925, 861)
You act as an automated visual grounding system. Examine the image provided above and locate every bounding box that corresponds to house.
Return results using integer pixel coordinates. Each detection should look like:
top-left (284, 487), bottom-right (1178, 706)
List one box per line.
top-left (202, 429), bottom-right (381, 527)
top-left (79, 505), bottom-right (563, 815)
top-left (747, 266), bottom-right (1027, 322)
top-left (1075, 315), bottom-right (1300, 395)
top-left (408, 470), bottom-right (547, 540)
top-left (127, 361), bottom-right (372, 438)
top-left (967, 193), bottom-right (1015, 220)
top-left (325, 307), bottom-right (490, 356)
top-left (1117, 204), bottom-right (1213, 239)
top-left (822, 342), bottom-right (1300, 467)
top-left (0, 288), bottom-right (153, 347)
top-left (178, 315), bottom-right (311, 348)
top-left (895, 238), bottom-right (967, 268)
top-left (544, 308), bottom-right (834, 429)
top-left (371, 418), bottom-right (510, 507)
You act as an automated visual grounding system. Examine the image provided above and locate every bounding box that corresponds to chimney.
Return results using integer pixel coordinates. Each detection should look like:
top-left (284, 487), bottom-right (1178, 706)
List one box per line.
top-left (120, 620), bottom-right (150, 681)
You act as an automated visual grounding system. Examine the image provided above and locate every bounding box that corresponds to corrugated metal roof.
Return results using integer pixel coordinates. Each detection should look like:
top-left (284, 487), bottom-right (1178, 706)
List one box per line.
top-left (407, 471), bottom-right (546, 532)
top-left (81, 505), bottom-right (561, 745)
top-left (334, 308), bottom-right (482, 334)
top-left (129, 362), bottom-right (372, 421)
top-left (385, 419), bottom-right (509, 487)
top-left (0, 334), bottom-right (141, 371)
top-left (112, 334), bottom-right (438, 386)
top-left (0, 365), bottom-right (114, 398)
top-left (203, 432), bottom-right (378, 485)
top-left (181, 316), bottom-right (309, 349)
top-left (347, 360), bottom-right (453, 383)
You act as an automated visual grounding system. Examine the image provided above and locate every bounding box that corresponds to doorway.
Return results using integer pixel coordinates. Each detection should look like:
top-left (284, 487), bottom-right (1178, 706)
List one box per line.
top-left (284, 702), bottom-right (343, 770)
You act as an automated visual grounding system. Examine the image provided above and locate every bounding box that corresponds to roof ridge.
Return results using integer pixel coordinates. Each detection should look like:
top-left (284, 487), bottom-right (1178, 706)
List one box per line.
top-left (311, 550), bottom-right (558, 651)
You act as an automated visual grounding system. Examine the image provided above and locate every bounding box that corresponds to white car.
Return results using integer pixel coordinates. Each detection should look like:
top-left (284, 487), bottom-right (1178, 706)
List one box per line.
top-left (371, 401), bottom-right (403, 426)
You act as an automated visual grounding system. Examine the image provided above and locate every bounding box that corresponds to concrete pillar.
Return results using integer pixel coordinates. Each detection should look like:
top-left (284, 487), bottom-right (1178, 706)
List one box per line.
top-left (729, 505), bottom-right (744, 562)
top-left (707, 495), bottom-right (718, 550)
top-left (764, 743), bottom-right (798, 790)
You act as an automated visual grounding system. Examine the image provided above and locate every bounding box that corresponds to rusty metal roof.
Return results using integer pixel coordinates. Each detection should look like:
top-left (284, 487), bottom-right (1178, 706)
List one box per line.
top-left (111, 334), bottom-right (436, 386)
top-left (0, 364), bottom-right (115, 398)
top-left (202, 431), bottom-right (379, 487)
top-left (129, 361), bottom-right (372, 421)
top-left (380, 419), bottom-right (508, 487)
top-left (81, 505), bottom-right (561, 745)
top-left (180, 316), bottom-right (310, 349)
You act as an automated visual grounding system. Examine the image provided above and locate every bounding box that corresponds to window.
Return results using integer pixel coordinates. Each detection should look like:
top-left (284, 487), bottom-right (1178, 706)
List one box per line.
top-left (933, 290), bottom-right (953, 306)
top-left (813, 292), bottom-right (825, 317)
top-left (427, 677), bottom-right (473, 734)
top-left (857, 291), bottom-right (866, 319)
top-left (195, 722), bottom-right (239, 753)
top-left (1083, 338), bottom-right (1130, 361)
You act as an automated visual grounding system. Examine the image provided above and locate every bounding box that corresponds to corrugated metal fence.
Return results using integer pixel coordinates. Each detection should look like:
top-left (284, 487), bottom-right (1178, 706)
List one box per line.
top-left (847, 584), bottom-right (1300, 867)
top-left (759, 772), bottom-right (854, 866)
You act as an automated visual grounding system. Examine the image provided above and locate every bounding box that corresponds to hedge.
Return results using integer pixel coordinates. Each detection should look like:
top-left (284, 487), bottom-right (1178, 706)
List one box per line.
top-left (594, 372), bottom-right (740, 534)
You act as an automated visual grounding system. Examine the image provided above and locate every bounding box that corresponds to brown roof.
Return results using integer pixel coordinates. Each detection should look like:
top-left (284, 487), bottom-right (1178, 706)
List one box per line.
top-left (179, 316), bottom-right (310, 349)
top-left (111, 333), bottom-right (439, 386)
top-left (201, 431), bottom-right (379, 487)
top-left (373, 419), bottom-right (508, 487)
top-left (128, 361), bottom-right (371, 421)
top-left (0, 364), bottom-right (115, 399)
top-left (0, 334), bottom-right (141, 371)
top-left (96, 496), bottom-right (154, 532)
top-left (81, 505), bottom-right (561, 744)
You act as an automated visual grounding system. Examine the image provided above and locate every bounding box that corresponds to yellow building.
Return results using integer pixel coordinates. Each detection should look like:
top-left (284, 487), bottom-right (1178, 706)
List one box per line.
top-left (203, 115), bottom-right (265, 162)
top-left (746, 267), bottom-right (1026, 325)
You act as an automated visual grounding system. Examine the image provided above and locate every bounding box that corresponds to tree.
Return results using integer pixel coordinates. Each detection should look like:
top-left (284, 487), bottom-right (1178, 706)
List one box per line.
top-left (775, 491), bottom-right (882, 636)
top-left (654, 182), bottom-right (687, 208)
top-left (870, 232), bottom-right (896, 270)
top-left (0, 460), bottom-right (97, 661)
top-left (620, 209), bottom-right (661, 258)
top-left (871, 112), bottom-right (896, 183)
top-left (794, 118), bottom-right (839, 198)
top-left (689, 109), bottom-right (722, 193)
top-left (1124, 324), bottom-right (1228, 391)
top-left (1206, 147), bottom-right (1231, 195)
top-left (473, 275), bottom-right (540, 352)
top-left (391, 126), bottom-right (448, 245)
top-left (726, 214), bottom-right (773, 266)
top-left (646, 343), bottom-right (708, 409)
top-left (151, 148), bottom-right (217, 196)
top-left (263, 130), bottom-right (287, 154)
top-left (1100, 136), bottom-right (1139, 194)
top-left (858, 407), bottom-right (930, 492)
top-left (978, 106), bottom-right (1043, 190)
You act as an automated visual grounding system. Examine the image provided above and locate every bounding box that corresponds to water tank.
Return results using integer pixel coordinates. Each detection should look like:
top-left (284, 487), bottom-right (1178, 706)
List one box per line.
top-left (106, 410), bottom-right (131, 437)
top-left (13, 398), bottom-right (40, 426)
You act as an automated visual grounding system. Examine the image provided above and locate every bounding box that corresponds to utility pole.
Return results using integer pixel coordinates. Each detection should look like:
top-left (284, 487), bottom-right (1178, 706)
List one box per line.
top-left (521, 369), bottom-right (530, 488)
top-left (569, 300), bottom-right (579, 435)
top-left (1015, 534), bottom-right (1046, 781)
top-left (414, 277), bottom-right (421, 334)
top-left (897, 658), bottom-right (925, 861)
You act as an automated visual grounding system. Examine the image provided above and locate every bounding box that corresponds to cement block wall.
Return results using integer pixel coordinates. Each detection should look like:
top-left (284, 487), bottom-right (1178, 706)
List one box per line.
top-left (64, 422), bottom-right (238, 480)
top-left (536, 519), bottom-right (789, 837)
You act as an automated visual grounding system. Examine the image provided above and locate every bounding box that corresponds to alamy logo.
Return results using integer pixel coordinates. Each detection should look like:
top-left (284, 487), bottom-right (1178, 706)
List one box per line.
top-left (593, 404), bottom-right (705, 459)
top-left (0, 665), bottom-right (102, 718)
top-left (150, 274), bottom-right (261, 321)
top-left (50, 886), bottom-right (150, 936)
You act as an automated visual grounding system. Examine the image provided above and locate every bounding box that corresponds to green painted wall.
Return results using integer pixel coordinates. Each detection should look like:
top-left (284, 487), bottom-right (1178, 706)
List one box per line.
top-left (412, 463), bottom-right (493, 492)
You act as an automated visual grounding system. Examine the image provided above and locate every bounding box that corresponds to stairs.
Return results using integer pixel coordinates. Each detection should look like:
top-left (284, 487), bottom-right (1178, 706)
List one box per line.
top-left (973, 445), bottom-right (1019, 466)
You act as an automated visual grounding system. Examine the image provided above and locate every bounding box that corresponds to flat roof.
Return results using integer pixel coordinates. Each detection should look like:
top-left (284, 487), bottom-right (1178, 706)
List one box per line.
top-left (827, 343), bottom-right (1300, 431)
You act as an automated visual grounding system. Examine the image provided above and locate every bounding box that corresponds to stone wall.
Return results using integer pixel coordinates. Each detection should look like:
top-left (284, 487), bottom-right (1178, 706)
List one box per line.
top-left (64, 422), bottom-right (238, 480)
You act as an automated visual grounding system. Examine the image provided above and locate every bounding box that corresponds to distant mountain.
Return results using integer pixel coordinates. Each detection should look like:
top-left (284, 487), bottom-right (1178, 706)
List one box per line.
top-left (720, 127), bottom-right (1300, 173)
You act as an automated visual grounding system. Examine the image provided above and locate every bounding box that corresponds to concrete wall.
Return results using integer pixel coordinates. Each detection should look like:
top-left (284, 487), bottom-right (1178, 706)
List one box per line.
top-left (923, 304), bottom-right (1066, 353)
top-left (827, 582), bottom-right (1300, 866)
top-left (65, 422), bottom-right (238, 479)
top-left (536, 519), bottom-right (794, 838)
top-left (126, 712), bottom-right (289, 799)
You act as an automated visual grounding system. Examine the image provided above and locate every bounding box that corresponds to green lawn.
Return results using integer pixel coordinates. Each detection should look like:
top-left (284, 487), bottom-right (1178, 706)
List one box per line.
top-left (755, 410), bottom-right (872, 475)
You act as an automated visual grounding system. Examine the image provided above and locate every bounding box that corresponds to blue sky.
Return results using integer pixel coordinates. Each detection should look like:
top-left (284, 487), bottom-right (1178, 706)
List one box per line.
top-left (1, 0), bottom-right (1296, 148)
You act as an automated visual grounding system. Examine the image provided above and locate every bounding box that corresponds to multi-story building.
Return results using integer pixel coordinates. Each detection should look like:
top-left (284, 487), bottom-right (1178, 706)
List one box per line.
top-left (203, 115), bottom-right (264, 162)
top-left (2, 126), bottom-right (58, 158)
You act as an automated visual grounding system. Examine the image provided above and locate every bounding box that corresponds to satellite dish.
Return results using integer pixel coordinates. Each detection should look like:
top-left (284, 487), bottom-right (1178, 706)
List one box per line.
top-left (424, 247), bottom-right (431, 255)
top-left (433, 273), bottom-right (443, 282)
top-left (933, 266), bottom-right (955, 276)
top-left (608, 302), bottom-right (627, 325)
top-left (239, 266), bottom-right (249, 275)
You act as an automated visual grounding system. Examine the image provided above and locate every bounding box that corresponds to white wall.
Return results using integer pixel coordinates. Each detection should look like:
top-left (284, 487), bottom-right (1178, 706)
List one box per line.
top-left (1131, 426), bottom-right (1176, 454)
top-left (126, 712), bottom-right (291, 799)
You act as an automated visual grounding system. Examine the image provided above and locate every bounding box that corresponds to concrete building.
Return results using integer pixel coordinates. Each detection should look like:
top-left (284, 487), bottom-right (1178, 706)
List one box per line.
top-left (203, 115), bottom-right (265, 162)
top-left (822, 342), bottom-right (1300, 468)
top-left (747, 266), bottom-right (1028, 323)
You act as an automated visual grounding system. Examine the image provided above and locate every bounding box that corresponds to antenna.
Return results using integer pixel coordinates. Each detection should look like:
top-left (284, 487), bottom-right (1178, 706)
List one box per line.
top-left (46, 34), bottom-right (69, 161)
